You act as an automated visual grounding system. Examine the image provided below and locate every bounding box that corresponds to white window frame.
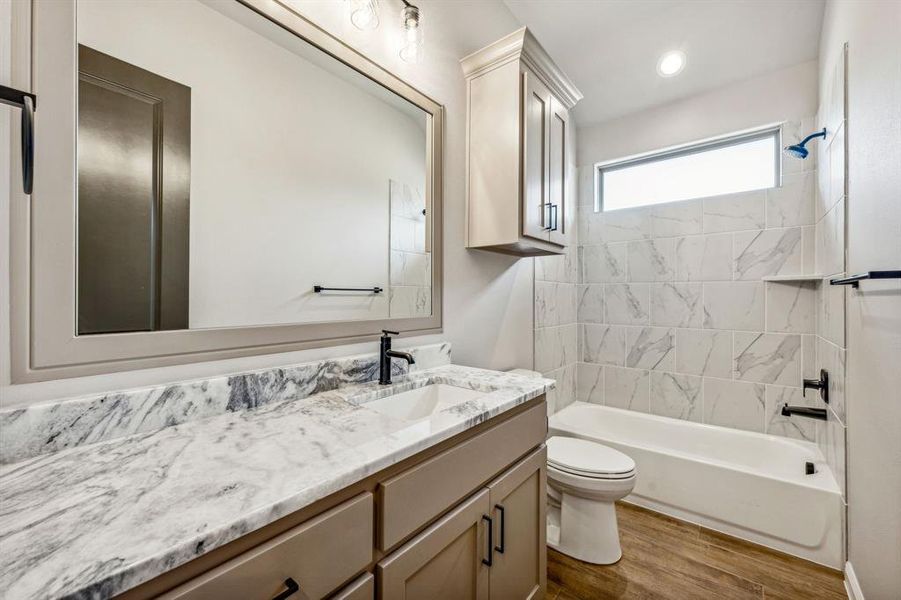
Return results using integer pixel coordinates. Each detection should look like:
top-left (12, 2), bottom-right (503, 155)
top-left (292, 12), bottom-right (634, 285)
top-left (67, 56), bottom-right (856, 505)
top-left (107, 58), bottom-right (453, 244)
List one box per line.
top-left (594, 125), bottom-right (783, 212)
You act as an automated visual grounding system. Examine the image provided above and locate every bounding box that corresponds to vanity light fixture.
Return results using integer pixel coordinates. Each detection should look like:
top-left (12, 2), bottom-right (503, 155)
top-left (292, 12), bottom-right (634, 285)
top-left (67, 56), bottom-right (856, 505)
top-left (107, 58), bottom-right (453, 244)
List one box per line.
top-left (349, 0), bottom-right (380, 30)
top-left (399, 0), bottom-right (423, 63)
top-left (656, 50), bottom-right (686, 77)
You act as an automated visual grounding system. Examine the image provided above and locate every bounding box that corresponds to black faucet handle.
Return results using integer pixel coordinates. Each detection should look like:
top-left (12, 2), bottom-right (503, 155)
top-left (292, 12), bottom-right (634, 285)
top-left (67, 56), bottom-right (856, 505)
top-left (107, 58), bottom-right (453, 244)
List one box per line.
top-left (802, 369), bottom-right (829, 403)
top-left (381, 330), bottom-right (400, 337)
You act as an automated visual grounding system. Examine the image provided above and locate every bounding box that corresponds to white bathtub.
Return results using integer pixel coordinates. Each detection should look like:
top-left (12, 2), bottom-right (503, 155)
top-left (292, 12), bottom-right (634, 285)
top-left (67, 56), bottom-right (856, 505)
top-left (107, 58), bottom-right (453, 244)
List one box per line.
top-left (549, 402), bottom-right (843, 568)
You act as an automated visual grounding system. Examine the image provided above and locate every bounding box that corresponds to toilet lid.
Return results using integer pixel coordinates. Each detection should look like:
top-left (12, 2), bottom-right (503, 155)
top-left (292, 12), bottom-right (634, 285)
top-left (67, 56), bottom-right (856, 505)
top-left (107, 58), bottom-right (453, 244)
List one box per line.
top-left (547, 436), bottom-right (636, 478)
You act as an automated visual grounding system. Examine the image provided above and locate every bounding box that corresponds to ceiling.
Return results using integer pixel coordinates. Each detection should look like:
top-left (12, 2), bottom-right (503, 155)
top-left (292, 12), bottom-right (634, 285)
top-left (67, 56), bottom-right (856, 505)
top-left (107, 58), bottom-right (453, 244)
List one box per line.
top-left (503, 0), bottom-right (825, 126)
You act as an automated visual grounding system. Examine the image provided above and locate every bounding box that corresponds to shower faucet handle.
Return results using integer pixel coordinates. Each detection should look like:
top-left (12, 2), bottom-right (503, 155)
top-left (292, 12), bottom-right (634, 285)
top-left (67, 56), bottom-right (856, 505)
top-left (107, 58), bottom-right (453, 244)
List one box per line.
top-left (803, 369), bottom-right (829, 404)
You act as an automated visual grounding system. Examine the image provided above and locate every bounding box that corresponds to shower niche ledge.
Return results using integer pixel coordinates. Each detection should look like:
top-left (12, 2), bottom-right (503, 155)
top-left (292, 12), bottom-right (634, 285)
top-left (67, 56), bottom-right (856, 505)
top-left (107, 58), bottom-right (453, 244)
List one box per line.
top-left (761, 275), bottom-right (825, 282)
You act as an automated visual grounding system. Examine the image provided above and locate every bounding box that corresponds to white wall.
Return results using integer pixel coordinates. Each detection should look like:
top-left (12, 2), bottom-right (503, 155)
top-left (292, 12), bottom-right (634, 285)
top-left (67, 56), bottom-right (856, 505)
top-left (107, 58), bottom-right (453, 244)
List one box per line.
top-left (819, 2), bottom-right (901, 597)
top-left (79, 0), bottom-right (426, 328)
top-left (578, 60), bottom-right (818, 167)
top-left (1, 0), bottom-right (529, 407)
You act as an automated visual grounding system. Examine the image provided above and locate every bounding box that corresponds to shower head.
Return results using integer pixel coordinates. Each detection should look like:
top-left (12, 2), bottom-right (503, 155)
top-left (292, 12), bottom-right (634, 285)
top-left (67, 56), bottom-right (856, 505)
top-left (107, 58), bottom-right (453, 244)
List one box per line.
top-left (783, 144), bottom-right (810, 159)
top-left (783, 128), bottom-right (827, 159)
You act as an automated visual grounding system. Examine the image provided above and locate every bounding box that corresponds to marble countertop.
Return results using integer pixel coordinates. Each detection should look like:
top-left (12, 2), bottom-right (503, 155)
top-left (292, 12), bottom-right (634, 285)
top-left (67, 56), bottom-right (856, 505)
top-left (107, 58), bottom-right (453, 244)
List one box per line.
top-left (0, 365), bottom-right (553, 600)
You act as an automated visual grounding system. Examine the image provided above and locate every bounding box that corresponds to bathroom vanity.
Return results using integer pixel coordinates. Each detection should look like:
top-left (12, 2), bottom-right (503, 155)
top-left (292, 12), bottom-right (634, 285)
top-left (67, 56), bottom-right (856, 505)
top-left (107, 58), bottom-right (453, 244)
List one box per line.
top-left (0, 365), bottom-right (552, 600)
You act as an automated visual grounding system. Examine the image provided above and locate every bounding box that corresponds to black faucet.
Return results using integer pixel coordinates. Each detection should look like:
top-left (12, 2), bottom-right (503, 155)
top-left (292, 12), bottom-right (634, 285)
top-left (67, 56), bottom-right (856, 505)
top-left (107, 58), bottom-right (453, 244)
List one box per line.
top-left (781, 404), bottom-right (828, 420)
top-left (379, 330), bottom-right (415, 385)
top-left (782, 368), bottom-right (830, 420)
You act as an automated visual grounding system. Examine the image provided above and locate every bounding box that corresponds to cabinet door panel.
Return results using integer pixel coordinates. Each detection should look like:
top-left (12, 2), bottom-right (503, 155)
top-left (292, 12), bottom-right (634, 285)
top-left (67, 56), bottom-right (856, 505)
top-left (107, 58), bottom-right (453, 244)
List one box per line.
top-left (378, 489), bottom-right (490, 600)
top-left (521, 70), bottom-right (551, 242)
top-left (548, 98), bottom-right (569, 247)
top-left (488, 447), bottom-right (547, 600)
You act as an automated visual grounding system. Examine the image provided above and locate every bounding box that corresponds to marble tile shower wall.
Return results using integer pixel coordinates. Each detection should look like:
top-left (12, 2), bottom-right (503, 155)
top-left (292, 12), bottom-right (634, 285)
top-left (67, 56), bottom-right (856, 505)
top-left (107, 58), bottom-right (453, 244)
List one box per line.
top-left (573, 116), bottom-right (828, 443)
top-left (815, 46), bottom-right (848, 500)
top-left (535, 244), bottom-right (580, 416)
top-left (389, 180), bottom-right (431, 318)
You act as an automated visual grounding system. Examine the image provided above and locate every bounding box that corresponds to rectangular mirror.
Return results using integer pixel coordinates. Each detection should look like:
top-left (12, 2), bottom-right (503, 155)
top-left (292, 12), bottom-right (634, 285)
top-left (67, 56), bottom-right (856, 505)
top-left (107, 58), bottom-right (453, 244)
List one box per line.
top-left (11, 0), bottom-right (443, 381)
top-left (77, 0), bottom-right (431, 333)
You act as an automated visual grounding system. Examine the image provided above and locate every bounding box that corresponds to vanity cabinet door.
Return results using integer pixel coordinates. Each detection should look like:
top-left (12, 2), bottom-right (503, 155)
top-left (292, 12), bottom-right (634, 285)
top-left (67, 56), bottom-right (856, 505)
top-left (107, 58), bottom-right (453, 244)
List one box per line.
top-left (547, 98), bottom-right (569, 247)
top-left (377, 489), bottom-right (491, 600)
top-left (487, 447), bottom-right (547, 600)
top-left (521, 69), bottom-right (552, 242)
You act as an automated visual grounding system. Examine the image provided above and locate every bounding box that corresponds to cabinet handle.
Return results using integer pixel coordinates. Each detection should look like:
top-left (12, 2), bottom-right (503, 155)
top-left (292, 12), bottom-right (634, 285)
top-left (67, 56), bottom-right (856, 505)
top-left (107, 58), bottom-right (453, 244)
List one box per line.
top-left (0, 85), bottom-right (36, 194)
top-left (272, 577), bottom-right (300, 600)
top-left (549, 204), bottom-right (559, 232)
top-left (481, 515), bottom-right (493, 566)
top-left (494, 504), bottom-right (505, 554)
top-left (542, 202), bottom-right (553, 231)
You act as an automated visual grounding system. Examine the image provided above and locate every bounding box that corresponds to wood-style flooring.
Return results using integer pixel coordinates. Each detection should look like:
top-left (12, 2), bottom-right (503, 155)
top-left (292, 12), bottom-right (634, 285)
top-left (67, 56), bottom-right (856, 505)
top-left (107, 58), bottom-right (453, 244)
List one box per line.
top-left (546, 502), bottom-right (847, 600)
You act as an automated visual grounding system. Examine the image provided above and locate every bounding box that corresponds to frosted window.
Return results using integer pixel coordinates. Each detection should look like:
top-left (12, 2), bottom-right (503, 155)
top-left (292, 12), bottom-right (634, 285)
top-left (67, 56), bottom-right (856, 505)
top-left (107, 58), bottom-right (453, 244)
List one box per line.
top-left (598, 131), bottom-right (779, 212)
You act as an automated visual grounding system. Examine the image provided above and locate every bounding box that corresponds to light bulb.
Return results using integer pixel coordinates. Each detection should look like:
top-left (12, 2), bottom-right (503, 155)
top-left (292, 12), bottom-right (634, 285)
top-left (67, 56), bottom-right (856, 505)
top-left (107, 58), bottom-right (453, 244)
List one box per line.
top-left (399, 5), bottom-right (422, 63)
top-left (656, 50), bottom-right (686, 77)
top-left (349, 0), bottom-right (379, 30)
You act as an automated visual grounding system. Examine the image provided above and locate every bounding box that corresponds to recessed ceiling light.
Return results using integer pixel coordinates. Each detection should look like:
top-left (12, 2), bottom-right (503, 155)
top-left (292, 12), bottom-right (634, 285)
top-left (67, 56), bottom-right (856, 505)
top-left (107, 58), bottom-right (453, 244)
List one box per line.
top-left (657, 50), bottom-right (686, 77)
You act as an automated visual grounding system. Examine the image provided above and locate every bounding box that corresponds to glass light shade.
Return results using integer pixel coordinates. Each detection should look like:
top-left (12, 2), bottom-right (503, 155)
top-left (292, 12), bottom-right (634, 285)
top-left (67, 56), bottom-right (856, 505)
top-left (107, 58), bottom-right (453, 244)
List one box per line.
top-left (349, 0), bottom-right (379, 30)
top-left (399, 5), bottom-right (422, 63)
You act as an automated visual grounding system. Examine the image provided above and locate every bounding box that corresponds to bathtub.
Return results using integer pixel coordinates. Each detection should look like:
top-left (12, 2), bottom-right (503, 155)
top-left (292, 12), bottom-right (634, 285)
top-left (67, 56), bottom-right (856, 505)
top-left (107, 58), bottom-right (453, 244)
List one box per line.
top-left (549, 402), bottom-right (843, 568)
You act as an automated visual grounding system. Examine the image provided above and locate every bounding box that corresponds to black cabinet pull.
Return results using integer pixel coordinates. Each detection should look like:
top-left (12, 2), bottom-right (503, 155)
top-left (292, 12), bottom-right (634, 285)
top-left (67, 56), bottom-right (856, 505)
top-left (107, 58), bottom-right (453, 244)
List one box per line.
top-left (272, 577), bottom-right (300, 600)
top-left (0, 85), bottom-right (36, 194)
top-left (481, 514), bottom-right (493, 566)
top-left (494, 504), bottom-right (505, 554)
top-left (542, 202), bottom-right (553, 231)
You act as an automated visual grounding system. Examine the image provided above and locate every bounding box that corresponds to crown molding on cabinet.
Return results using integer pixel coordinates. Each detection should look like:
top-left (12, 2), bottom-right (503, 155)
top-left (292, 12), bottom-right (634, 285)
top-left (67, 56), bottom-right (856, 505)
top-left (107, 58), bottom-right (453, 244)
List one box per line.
top-left (460, 27), bottom-right (583, 109)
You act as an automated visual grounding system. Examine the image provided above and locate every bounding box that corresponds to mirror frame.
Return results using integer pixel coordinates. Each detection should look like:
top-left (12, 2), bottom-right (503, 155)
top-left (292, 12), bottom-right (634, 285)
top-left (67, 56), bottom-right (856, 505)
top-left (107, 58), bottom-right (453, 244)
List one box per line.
top-left (9, 0), bottom-right (444, 382)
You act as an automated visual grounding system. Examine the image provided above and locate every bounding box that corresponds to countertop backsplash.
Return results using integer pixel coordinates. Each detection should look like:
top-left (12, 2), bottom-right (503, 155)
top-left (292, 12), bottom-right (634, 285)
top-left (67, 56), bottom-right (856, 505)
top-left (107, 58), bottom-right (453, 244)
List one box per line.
top-left (0, 342), bottom-right (451, 464)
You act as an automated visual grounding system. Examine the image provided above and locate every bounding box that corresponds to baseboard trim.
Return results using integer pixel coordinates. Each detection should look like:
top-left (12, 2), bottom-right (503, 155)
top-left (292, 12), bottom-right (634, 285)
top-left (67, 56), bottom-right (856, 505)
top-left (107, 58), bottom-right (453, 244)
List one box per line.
top-left (845, 561), bottom-right (864, 600)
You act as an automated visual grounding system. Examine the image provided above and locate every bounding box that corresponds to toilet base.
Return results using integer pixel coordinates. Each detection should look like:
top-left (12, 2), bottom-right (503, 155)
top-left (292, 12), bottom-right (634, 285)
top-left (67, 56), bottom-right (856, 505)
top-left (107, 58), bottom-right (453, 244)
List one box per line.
top-left (547, 492), bottom-right (623, 565)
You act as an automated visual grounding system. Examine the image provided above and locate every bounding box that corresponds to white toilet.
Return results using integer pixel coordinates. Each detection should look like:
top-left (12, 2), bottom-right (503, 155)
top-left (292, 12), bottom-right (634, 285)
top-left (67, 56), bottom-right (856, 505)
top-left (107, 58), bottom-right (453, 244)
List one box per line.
top-left (546, 436), bottom-right (637, 565)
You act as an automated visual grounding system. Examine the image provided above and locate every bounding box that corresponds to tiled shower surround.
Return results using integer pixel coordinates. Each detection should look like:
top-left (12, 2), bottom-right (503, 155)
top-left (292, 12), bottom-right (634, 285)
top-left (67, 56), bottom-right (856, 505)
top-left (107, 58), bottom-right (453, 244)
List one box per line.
top-left (535, 114), bottom-right (852, 460)
top-left (535, 245), bottom-right (579, 415)
top-left (389, 180), bottom-right (431, 318)
top-left (814, 45), bottom-right (848, 501)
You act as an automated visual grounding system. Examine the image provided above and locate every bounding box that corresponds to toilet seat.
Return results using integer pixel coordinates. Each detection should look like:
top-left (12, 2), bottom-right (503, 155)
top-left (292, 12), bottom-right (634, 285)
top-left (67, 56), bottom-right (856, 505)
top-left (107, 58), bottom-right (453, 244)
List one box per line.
top-left (547, 436), bottom-right (636, 480)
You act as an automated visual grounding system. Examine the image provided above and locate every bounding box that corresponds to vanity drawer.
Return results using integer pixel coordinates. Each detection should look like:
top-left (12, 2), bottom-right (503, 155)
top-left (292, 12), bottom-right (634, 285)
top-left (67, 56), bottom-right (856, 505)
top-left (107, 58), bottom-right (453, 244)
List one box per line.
top-left (160, 493), bottom-right (373, 600)
top-left (378, 401), bottom-right (546, 550)
top-left (330, 573), bottom-right (374, 600)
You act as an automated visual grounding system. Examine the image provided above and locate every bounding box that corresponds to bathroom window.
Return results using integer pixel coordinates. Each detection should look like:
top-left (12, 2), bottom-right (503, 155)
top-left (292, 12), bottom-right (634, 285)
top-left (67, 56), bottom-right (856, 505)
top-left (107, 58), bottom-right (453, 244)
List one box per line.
top-left (596, 127), bottom-right (780, 212)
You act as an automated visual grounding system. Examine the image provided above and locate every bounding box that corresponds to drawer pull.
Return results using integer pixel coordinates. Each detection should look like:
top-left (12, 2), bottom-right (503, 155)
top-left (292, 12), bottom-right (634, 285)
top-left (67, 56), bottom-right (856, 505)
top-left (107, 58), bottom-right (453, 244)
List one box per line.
top-left (494, 504), bottom-right (505, 554)
top-left (273, 577), bottom-right (300, 600)
top-left (481, 515), bottom-right (493, 567)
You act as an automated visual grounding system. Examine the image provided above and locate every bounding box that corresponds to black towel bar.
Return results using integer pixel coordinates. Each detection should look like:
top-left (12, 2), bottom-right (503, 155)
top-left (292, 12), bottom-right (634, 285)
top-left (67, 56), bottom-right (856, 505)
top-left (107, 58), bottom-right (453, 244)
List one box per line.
top-left (314, 285), bottom-right (383, 294)
top-left (829, 271), bottom-right (901, 288)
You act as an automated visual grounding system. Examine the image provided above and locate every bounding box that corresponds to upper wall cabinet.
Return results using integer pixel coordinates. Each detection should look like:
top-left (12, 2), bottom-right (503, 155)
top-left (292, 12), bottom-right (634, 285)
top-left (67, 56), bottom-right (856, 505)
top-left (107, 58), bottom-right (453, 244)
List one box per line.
top-left (461, 28), bottom-right (582, 256)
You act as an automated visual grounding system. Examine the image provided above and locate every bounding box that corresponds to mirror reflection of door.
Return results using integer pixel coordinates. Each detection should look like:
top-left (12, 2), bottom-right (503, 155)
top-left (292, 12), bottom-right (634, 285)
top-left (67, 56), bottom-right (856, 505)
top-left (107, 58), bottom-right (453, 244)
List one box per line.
top-left (77, 44), bottom-right (190, 335)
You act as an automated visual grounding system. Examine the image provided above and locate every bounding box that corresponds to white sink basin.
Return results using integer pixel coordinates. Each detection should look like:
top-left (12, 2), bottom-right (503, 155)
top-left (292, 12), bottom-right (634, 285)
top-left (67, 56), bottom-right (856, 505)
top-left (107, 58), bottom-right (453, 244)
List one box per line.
top-left (363, 384), bottom-right (485, 421)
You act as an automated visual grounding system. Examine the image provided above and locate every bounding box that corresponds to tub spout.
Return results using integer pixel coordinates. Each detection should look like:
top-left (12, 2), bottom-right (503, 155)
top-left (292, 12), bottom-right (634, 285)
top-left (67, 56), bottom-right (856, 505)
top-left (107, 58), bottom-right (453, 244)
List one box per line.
top-left (781, 404), bottom-right (827, 420)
